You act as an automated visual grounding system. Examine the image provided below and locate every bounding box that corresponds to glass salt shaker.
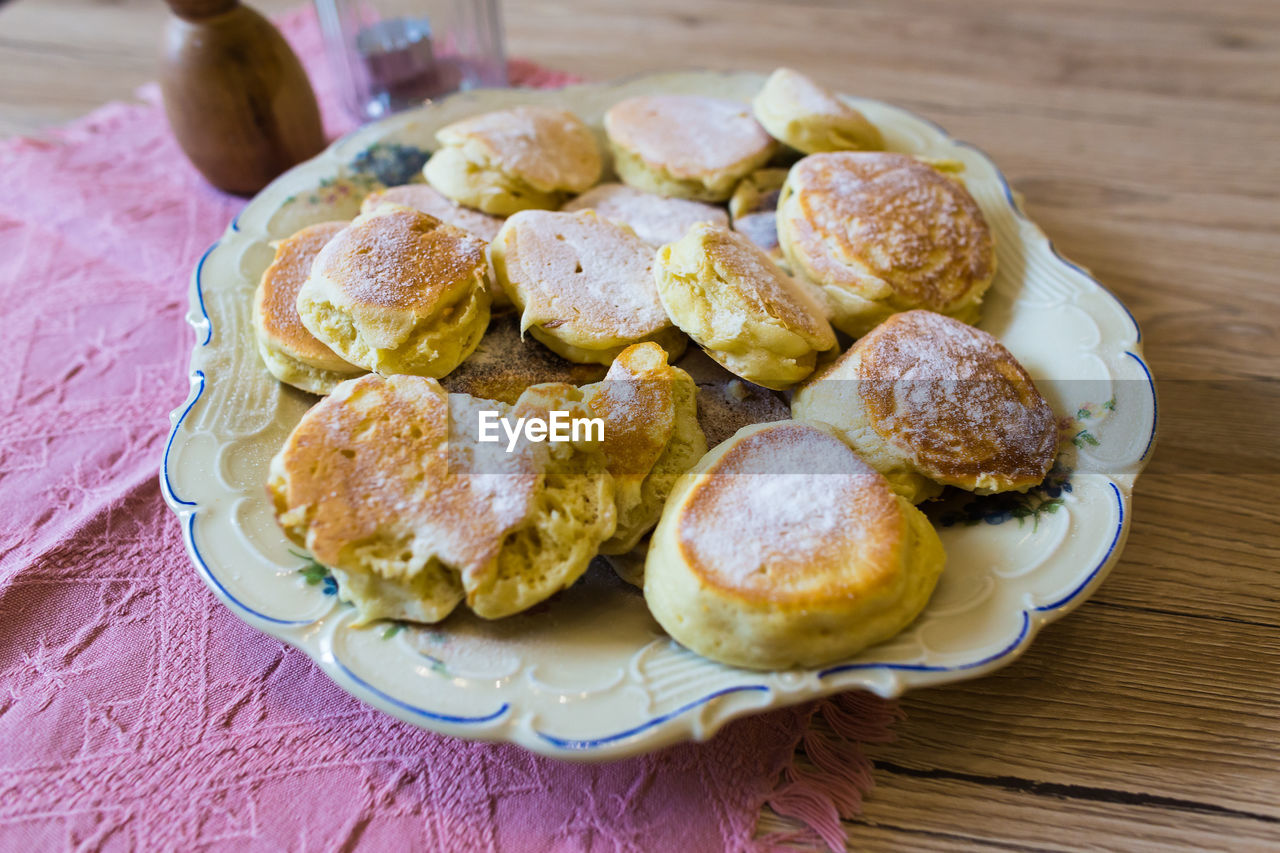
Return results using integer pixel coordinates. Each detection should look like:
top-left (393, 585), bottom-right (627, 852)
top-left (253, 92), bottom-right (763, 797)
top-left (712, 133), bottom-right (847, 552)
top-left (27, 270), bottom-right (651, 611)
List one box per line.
top-left (315, 0), bottom-right (507, 122)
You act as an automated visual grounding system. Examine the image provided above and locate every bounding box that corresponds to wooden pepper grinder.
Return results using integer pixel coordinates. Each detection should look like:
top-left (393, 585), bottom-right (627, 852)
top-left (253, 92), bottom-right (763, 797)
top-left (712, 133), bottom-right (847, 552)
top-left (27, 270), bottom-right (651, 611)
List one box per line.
top-left (160, 0), bottom-right (327, 195)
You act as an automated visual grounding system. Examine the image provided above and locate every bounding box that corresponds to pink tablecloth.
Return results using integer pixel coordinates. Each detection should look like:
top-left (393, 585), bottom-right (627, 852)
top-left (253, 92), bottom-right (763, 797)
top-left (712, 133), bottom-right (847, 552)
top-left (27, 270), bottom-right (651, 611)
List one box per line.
top-left (0, 8), bottom-right (897, 850)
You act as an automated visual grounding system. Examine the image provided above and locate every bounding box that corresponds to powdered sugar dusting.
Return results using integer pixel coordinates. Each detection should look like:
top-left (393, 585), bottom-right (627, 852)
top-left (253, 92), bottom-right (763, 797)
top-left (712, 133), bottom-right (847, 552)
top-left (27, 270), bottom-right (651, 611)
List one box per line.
top-left (503, 210), bottom-right (670, 339)
top-left (764, 68), bottom-right (856, 121)
top-left (855, 310), bottom-right (1057, 485)
top-left (679, 422), bottom-right (898, 594)
top-left (315, 207), bottom-right (486, 310)
top-left (606, 95), bottom-right (775, 179)
top-left (701, 225), bottom-right (834, 340)
top-left (786, 152), bottom-right (994, 308)
top-left (562, 183), bottom-right (728, 246)
top-left (439, 105), bottom-right (601, 193)
top-left (279, 375), bottom-right (539, 582)
top-left (363, 184), bottom-right (504, 242)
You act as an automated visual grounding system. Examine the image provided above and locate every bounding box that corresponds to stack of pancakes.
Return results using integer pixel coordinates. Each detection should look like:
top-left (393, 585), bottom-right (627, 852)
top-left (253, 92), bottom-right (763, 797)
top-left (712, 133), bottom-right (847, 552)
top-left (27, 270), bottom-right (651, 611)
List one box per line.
top-left (257, 69), bottom-right (1059, 670)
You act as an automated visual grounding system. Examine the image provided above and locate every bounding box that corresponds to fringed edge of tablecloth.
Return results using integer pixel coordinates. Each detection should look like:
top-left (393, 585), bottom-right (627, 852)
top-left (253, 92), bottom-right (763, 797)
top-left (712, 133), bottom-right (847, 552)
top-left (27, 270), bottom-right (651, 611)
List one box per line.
top-left (756, 693), bottom-right (904, 851)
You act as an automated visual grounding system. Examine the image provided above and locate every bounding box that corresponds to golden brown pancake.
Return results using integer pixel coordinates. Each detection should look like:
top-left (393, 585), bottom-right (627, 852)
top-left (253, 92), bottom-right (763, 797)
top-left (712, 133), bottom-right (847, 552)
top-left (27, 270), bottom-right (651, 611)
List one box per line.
top-left (489, 209), bottom-right (686, 364)
top-left (793, 309), bottom-right (1057, 502)
top-left (268, 373), bottom-right (616, 623)
top-left (253, 221), bottom-right (365, 394)
top-left (583, 342), bottom-right (706, 554)
top-left (603, 95), bottom-right (777, 202)
top-left (590, 348), bottom-right (676, 482)
top-left (654, 223), bottom-right (836, 389)
top-left (679, 424), bottom-right (900, 602)
top-left (643, 420), bottom-right (945, 669)
top-left (268, 374), bottom-right (530, 623)
top-left (752, 68), bottom-right (884, 154)
top-left (778, 152), bottom-right (995, 336)
top-left (360, 184), bottom-right (511, 310)
top-left (296, 205), bottom-right (490, 377)
top-left (423, 105), bottom-right (603, 214)
top-left (453, 385), bottom-right (617, 618)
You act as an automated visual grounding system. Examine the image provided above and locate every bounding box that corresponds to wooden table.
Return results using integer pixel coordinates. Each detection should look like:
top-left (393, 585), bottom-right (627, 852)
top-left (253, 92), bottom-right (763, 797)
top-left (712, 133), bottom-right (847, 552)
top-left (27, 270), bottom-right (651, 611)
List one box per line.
top-left (4, 0), bottom-right (1276, 848)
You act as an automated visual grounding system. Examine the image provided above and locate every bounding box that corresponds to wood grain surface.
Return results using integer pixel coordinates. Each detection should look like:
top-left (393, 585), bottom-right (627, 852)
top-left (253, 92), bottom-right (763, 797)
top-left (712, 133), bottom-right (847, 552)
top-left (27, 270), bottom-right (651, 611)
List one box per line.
top-left (2, 0), bottom-right (1277, 848)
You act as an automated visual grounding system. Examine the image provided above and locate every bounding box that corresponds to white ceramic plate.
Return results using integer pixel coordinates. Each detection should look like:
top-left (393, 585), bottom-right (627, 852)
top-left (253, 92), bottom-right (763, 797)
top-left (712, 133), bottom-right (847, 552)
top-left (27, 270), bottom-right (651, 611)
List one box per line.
top-left (161, 71), bottom-right (1156, 761)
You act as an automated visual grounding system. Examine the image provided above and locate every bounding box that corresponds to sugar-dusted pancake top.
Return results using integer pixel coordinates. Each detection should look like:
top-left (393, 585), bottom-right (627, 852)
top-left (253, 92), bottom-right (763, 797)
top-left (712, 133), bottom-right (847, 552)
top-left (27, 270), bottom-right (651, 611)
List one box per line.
top-left (784, 152), bottom-right (994, 309)
top-left (604, 95), bottom-right (776, 179)
top-left (762, 68), bottom-right (855, 123)
top-left (311, 206), bottom-right (487, 311)
top-left (500, 209), bottom-right (670, 340)
top-left (587, 342), bottom-right (678, 478)
top-left (361, 184), bottom-right (504, 242)
top-left (436, 105), bottom-right (602, 193)
top-left (257, 221), bottom-right (347, 362)
top-left (752, 68), bottom-right (884, 153)
top-left (677, 421), bottom-right (902, 604)
top-left (692, 224), bottom-right (834, 345)
top-left (849, 309), bottom-right (1057, 486)
top-left (561, 183), bottom-right (728, 246)
top-left (272, 374), bottom-right (540, 585)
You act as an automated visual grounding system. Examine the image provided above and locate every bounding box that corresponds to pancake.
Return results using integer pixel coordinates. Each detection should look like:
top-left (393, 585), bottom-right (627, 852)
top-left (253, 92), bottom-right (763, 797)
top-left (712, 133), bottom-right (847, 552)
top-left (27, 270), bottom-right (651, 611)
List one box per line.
top-left (423, 105), bottom-right (603, 215)
top-left (252, 221), bottom-right (365, 394)
top-left (361, 183), bottom-right (510, 310)
top-left (361, 183), bottom-right (505, 242)
top-left (777, 152), bottom-right (996, 336)
top-left (655, 223), bottom-right (836, 389)
top-left (561, 182), bottom-right (728, 246)
top-left (604, 95), bottom-right (777, 202)
top-left (644, 420), bottom-right (946, 670)
top-left (268, 374), bottom-right (503, 624)
top-left (267, 374), bottom-right (616, 623)
top-left (752, 68), bottom-right (884, 154)
top-left (439, 312), bottom-right (607, 404)
top-left (490, 209), bottom-right (687, 365)
top-left (456, 385), bottom-right (617, 619)
top-left (582, 342), bottom-right (707, 554)
top-left (728, 168), bottom-right (788, 267)
top-left (295, 205), bottom-right (491, 378)
top-left (792, 309), bottom-right (1058, 503)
